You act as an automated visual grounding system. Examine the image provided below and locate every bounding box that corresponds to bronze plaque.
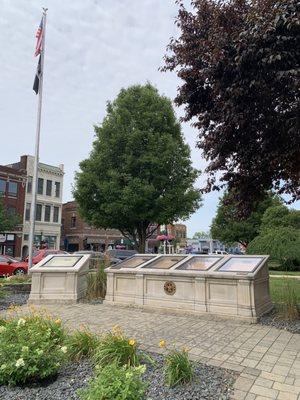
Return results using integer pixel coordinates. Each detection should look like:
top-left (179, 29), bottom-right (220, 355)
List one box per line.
top-left (164, 281), bottom-right (176, 295)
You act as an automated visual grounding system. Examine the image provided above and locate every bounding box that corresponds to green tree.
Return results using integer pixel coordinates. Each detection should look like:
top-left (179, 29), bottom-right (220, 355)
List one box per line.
top-left (163, 0), bottom-right (300, 213)
top-left (210, 192), bottom-right (280, 247)
top-left (74, 84), bottom-right (201, 252)
top-left (193, 231), bottom-right (210, 239)
top-left (0, 197), bottom-right (20, 232)
top-left (247, 205), bottom-right (300, 269)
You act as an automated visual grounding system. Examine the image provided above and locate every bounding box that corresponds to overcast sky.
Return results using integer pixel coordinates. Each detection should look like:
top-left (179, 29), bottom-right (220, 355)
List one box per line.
top-left (3, 0), bottom-right (295, 238)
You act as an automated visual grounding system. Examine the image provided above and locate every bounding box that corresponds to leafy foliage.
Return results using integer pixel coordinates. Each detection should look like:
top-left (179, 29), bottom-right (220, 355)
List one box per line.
top-left (210, 192), bottom-right (280, 246)
top-left (78, 362), bottom-right (147, 400)
top-left (67, 327), bottom-right (99, 361)
top-left (164, 349), bottom-right (194, 387)
top-left (0, 311), bottom-right (67, 385)
top-left (269, 277), bottom-right (300, 320)
top-left (247, 205), bottom-right (300, 270)
top-left (74, 83), bottom-right (201, 252)
top-left (192, 231), bottom-right (210, 239)
top-left (94, 326), bottom-right (140, 368)
top-left (163, 0), bottom-right (300, 213)
top-left (0, 197), bottom-right (20, 232)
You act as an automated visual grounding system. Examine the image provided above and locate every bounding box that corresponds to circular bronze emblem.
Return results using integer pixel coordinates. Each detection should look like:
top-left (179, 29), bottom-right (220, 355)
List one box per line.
top-left (164, 281), bottom-right (176, 295)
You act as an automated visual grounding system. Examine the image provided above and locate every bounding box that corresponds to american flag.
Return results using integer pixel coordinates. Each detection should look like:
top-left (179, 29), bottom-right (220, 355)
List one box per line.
top-left (34, 18), bottom-right (43, 57)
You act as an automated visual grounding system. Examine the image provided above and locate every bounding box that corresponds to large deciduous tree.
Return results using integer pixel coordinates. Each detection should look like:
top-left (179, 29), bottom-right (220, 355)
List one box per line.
top-left (74, 84), bottom-right (201, 252)
top-left (163, 0), bottom-right (300, 213)
top-left (247, 205), bottom-right (300, 270)
top-left (210, 192), bottom-right (280, 247)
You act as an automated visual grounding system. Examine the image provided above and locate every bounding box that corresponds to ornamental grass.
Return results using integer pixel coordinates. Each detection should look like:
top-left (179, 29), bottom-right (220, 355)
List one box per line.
top-left (93, 325), bottom-right (140, 368)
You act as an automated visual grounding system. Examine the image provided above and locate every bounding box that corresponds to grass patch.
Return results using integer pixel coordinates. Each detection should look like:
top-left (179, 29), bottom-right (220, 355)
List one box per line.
top-left (269, 277), bottom-right (300, 320)
top-left (269, 270), bottom-right (300, 276)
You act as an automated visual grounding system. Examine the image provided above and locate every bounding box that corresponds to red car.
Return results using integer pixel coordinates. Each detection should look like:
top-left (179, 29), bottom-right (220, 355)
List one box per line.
top-left (0, 255), bottom-right (28, 276)
top-left (26, 249), bottom-right (68, 265)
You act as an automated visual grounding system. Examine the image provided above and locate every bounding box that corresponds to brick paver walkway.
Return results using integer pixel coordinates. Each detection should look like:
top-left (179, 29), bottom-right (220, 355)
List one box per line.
top-left (2, 303), bottom-right (299, 400)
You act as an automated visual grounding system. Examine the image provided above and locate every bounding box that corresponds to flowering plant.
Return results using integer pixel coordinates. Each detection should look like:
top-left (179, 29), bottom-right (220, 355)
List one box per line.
top-left (0, 308), bottom-right (67, 385)
top-left (157, 339), bottom-right (194, 387)
top-left (78, 362), bottom-right (147, 400)
top-left (93, 326), bottom-right (140, 368)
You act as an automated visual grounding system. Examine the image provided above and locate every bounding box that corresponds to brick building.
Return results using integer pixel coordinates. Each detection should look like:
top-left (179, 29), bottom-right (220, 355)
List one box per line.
top-left (0, 164), bottom-right (27, 257)
top-left (61, 201), bottom-right (123, 252)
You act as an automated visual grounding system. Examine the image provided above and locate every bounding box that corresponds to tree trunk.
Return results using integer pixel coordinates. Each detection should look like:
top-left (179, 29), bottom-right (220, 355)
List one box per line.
top-left (137, 228), bottom-right (147, 253)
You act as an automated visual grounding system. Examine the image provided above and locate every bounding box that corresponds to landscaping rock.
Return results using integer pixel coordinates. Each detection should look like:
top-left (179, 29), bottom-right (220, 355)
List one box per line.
top-left (0, 292), bottom-right (29, 311)
top-left (259, 308), bottom-right (300, 334)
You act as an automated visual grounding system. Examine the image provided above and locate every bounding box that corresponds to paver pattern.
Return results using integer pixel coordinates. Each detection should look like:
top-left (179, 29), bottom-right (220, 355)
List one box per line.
top-left (2, 303), bottom-right (299, 399)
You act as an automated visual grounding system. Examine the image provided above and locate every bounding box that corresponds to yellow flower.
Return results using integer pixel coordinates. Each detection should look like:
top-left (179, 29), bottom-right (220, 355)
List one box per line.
top-left (128, 339), bottom-right (136, 346)
top-left (159, 340), bottom-right (166, 348)
top-left (182, 346), bottom-right (190, 353)
top-left (55, 319), bottom-right (61, 325)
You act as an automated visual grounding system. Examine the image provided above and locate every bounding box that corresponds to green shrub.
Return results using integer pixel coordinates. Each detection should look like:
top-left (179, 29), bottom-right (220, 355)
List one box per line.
top-left (67, 326), bottom-right (99, 361)
top-left (164, 348), bottom-right (194, 387)
top-left (93, 326), bottom-right (140, 368)
top-left (78, 362), bottom-right (147, 400)
top-left (86, 262), bottom-right (107, 300)
top-left (0, 311), bottom-right (67, 385)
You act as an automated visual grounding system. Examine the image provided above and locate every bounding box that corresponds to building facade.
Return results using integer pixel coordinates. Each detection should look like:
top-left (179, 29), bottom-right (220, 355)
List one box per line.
top-left (0, 164), bottom-right (27, 257)
top-left (8, 155), bottom-right (64, 258)
top-left (62, 201), bottom-right (123, 252)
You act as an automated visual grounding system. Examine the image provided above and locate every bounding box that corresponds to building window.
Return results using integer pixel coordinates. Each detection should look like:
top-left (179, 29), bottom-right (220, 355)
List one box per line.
top-left (37, 178), bottom-right (44, 195)
top-left (0, 179), bottom-right (6, 195)
top-left (7, 206), bottom-right (16, 216)
top-left (24, 234), bottom-right (29, 241)
top-left (71, 216), bottom-right (76, 228)
top-left (36, 204), bottom-right (42, 221)
top-left (8, 181), bottom-right (18, 197)
top-left (25, 203), bottom-right (31, 221)
top-left (27, 176), bottom-right (32, 193)
top-left (55, 182), bottom-right (60, 198)
top-left (53, 206), bottom-right (59, 223)
top-left (44, 205), bottom-right (51, 222)
top-left (46, 180), bottom-right (52, 196)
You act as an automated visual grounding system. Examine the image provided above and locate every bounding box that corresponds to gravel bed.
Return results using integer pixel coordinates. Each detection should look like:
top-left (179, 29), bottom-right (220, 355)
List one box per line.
top-left (144, 353), bottom-right (237, 400)
top-left (0, 360), bottom-right (93, 400)
top-left (0, 292), bottom-right (29, 311)
top-left (0, 353), bottom-right (237, 400)
top-left (259, 308), bottom-right (300, 334)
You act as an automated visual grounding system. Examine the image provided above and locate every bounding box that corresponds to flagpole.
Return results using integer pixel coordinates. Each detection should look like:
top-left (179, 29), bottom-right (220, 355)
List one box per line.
top-left (28, 8), bottom-right (47, 269)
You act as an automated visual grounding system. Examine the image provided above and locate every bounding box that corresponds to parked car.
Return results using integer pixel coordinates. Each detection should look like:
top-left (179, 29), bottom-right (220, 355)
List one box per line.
top-left (209, 250), bottom-right (228, 255)
top-left (107, 249), bottom-right (137, 260)
top-left (73, 250), bottom-right (120, 266)
top-left (0, 255), bottom-right (28, 276)
top-left (25, 249), bottom-right (68, 265)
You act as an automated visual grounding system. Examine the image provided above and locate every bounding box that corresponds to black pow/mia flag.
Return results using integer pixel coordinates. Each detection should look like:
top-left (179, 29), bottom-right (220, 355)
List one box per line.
top-left (33, 55), bottom-right (42, 94)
